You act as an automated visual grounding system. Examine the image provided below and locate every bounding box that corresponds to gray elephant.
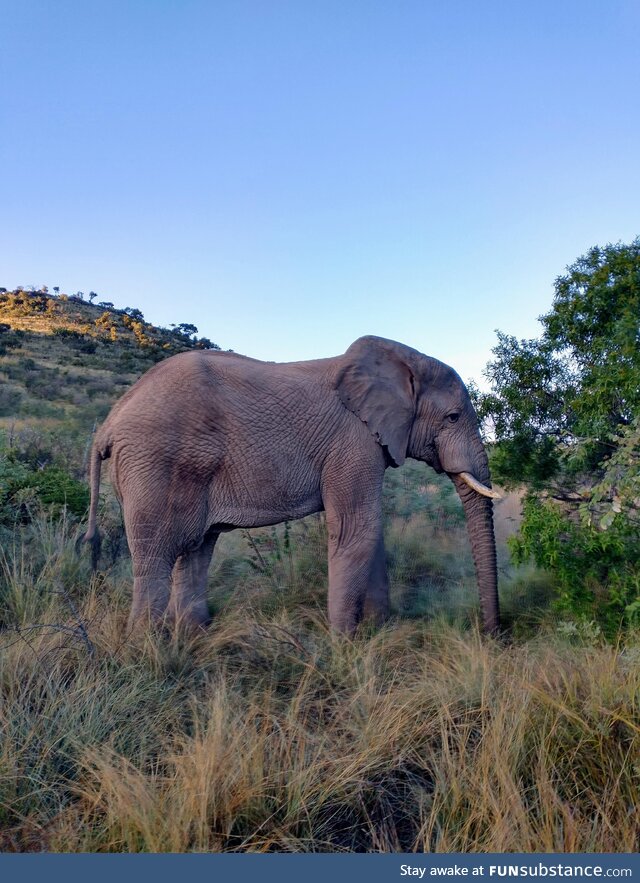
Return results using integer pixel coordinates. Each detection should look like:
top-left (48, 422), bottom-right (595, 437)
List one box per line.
top-left (84, 336), bottom-right (500, 635)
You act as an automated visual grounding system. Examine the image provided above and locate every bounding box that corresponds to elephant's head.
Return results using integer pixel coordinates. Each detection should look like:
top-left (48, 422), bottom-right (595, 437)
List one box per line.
top-left (336, 336), bottom-right (500, 634)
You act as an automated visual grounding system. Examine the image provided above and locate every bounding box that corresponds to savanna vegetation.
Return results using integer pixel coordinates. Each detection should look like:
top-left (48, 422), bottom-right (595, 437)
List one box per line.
top-left (0, 253), bottom-right (638, 853)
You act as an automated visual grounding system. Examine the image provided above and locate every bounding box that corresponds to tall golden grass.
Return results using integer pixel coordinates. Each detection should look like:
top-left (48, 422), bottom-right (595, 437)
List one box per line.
top-left (0, 514), bottom-right (638, 852)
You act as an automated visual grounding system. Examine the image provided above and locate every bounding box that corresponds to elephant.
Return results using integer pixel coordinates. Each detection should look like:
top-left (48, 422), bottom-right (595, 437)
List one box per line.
top-left (84, 335), bottom-right (500, 635)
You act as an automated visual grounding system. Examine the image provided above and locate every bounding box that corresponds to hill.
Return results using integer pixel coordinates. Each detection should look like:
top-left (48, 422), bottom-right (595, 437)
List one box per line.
top-left (0, 286), bottom-right (221, 533)
top-left (0, 286), bottom-right (219, 440)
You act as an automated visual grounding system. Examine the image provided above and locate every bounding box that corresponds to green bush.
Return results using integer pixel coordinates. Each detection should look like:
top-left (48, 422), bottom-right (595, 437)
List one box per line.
top-left (0, 456), bottom-right (89, 523)
top-left (23, 467), bottom-right (90, 517)
top-left (52, 327), bottom-right (83, 339)
top-left (0, 386), bottom-right (22, 417)
top-left (0, 457), bottom-right (32, 523)
top-left (510, 495), bottom-right (640, 635)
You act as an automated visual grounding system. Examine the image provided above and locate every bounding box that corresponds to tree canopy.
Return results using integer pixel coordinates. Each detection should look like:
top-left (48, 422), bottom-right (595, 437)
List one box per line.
top-left (479, 239), bottom-right (640, 632)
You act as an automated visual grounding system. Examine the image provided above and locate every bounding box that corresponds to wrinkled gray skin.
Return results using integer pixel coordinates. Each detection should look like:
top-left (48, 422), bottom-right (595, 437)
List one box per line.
top-left (85, 336), bottom-right (500, 635)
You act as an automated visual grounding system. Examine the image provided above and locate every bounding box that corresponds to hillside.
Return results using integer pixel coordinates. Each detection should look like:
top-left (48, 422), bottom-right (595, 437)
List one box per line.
top-left (0, 286), bottom-right (219, 442)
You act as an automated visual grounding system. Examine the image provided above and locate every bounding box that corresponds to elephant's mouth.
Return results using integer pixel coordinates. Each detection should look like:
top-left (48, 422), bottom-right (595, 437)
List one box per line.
top-left (457, 472), bottom-right (501, 500)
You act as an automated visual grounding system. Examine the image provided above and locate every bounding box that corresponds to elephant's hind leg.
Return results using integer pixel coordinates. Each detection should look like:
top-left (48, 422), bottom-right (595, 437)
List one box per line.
top-left (123, 473), bottom-right (214, 631)
top-left (128, 557), bottom-right (174, 631)
top-left (167, 528), bottom-right (219, 630)
top-left (124, 510), bottom-right (180, 631)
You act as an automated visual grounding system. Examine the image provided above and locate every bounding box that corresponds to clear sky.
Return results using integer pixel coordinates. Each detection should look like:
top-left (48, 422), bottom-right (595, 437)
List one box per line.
top-left (2, 0), bottom-right (638, 385)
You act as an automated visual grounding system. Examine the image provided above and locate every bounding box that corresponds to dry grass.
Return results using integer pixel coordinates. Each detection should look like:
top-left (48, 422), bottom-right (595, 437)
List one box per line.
top-left (0, 517), bottom-right (638, 853)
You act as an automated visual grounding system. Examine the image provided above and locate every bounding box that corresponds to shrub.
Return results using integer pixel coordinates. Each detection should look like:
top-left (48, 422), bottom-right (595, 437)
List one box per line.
top-left (52, 327), bottom-right (83, 340)
top-left (0, 331), bottom-right (24, 352)
top-left (22, 466), bottom-right (90, 517)
top-left (0, 457), bottom-right (89, 523)
top-left (510, 495), bottom-right (640, 635)
top-left (0, 386), bottom-right (22, 417)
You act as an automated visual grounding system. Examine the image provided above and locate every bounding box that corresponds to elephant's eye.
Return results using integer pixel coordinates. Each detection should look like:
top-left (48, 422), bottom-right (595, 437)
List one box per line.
top-left (447, 412), bottom-right (460, 424)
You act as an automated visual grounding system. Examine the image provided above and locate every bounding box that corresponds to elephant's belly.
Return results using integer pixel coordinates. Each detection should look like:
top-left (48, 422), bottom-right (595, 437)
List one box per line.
top-left (207, 460), bottom-right (324, 529)
top-left (211, 498), bottom-right (324, 530)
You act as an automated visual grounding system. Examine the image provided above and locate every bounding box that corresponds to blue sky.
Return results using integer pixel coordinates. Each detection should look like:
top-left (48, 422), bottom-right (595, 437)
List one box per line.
top-left (1, 0), bottom-right (638, 385)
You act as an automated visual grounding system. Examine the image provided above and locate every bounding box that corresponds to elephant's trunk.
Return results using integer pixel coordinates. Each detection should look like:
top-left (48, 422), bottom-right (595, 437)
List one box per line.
top-left (451, 473), bottom-right (500, 635)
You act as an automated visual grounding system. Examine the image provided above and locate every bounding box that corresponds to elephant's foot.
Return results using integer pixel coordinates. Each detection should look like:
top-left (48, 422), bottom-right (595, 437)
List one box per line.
top-left (126, 607), bottom-right (168, 634)
top-left (127, 574), bottom-right (172, 632)
top-left (363, 587), bottom-right (390, 626)
top-left (126, 607), bottom-right (210, 642)
top-left (362, 605), bottom-right (389, 628)
top-left (166, 588), bottom-right (211, 632)
top-left (165, 606), bottom-right (211, 636)
top-left (327, 595), bottom-right (363, 637)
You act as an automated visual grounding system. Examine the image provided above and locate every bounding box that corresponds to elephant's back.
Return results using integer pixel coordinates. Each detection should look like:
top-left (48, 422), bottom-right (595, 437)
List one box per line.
top-left (103, 352), bottom-right (223, 430)
top-left (103, 351), bottom-right (254, 421)
top-left (99, 347), bottom-right (332, 455)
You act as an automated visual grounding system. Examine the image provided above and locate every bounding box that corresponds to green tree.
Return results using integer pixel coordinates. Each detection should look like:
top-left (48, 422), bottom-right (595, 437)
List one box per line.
top-left (479, 239), bottom-right (640, 632)
top-left (176, 322), bottom-right (198, 338)
top-left (194, 336), bottom-right (219, 350)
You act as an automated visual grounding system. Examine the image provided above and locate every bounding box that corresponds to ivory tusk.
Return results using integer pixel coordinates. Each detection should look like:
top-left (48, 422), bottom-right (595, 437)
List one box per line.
top-left (459, 472), bottom-right (502, 500)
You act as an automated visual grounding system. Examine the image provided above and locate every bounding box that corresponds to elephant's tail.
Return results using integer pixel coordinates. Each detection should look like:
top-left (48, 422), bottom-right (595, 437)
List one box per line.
top-left (80, 443), bottom-right (105, 570)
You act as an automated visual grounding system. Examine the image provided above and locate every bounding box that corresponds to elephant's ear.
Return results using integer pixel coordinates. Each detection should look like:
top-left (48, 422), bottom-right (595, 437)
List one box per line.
top-left (335, 336), bottom-right (417, 467)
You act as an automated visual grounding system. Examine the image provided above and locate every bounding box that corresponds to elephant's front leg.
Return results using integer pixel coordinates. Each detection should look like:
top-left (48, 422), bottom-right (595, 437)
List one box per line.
top-left (325, 501), bottom-right (386, 635)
